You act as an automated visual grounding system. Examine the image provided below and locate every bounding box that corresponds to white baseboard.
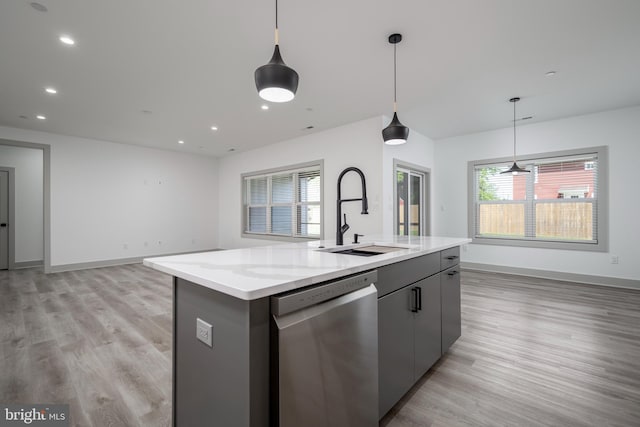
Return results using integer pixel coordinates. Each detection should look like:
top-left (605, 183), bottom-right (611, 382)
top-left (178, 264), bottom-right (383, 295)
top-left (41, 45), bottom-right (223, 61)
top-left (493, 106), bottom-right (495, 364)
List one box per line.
top-left (461, 262), bottom-right (640, 290)
top-left (48, 249), bottom-right (221, 273)
top-left (13, 260), bottom-right (44, 269)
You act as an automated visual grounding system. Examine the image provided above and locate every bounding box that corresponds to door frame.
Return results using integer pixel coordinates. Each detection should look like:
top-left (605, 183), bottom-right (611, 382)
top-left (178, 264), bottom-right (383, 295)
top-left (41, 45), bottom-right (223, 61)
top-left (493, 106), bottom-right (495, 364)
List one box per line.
top-left (0, 139), bottom-right (51, 272)
top-left (393, 159), bottom-right (431, 236)
top-left (0, 167), bottom-right (15, 269)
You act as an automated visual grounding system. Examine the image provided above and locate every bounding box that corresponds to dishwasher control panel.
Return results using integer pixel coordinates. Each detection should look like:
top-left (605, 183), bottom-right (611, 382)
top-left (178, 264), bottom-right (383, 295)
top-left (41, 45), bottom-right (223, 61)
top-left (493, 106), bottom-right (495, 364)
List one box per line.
top-left (271, 270), bottom-right (378, 316)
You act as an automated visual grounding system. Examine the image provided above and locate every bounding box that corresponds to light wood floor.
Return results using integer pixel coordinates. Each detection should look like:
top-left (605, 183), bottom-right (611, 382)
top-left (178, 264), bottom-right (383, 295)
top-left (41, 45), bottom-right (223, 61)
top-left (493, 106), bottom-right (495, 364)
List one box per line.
top-left (1, 265), bottom-right (639, 426)
top-left (0, 265), bottom-right (173, 426)
top-left (381, 270), bottom-right (640, 427)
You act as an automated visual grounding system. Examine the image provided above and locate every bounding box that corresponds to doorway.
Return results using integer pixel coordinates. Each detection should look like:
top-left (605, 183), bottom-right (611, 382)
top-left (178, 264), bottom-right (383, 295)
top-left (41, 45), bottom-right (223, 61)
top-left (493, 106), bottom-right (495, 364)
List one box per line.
top-left (394, 160), bottom-right (430, 236)
top-left (0, 140), bottom-right (50, 272)
top-left (0, 168), bottom-right (12, 269)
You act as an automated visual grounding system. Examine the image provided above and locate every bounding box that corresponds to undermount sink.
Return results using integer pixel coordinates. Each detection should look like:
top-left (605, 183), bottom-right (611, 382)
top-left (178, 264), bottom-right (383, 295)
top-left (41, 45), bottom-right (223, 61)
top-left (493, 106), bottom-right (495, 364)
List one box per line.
top-left (329, 248), bottom-right (381, 257)
top-left (319, 244), bottom-right (410, 257)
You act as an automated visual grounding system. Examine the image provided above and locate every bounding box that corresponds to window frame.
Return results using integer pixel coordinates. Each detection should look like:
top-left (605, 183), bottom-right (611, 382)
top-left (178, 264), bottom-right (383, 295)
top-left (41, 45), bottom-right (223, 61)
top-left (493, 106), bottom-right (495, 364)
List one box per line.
top-left (241, 160), bottom-right (324, 242)
top-left (467, 146), bottom-right (608, 252)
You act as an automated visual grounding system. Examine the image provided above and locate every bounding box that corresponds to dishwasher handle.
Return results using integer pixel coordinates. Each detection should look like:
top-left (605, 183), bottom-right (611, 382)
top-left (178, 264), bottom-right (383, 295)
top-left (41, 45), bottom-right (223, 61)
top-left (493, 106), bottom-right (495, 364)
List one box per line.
top-left (271, 270), bottom-right (378, 316)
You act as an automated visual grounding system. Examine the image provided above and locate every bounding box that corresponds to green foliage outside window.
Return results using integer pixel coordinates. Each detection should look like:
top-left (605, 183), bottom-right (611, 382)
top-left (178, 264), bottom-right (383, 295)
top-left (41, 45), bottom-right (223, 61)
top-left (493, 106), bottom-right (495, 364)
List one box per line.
top-left (478, 167), bottom-right (500, 201)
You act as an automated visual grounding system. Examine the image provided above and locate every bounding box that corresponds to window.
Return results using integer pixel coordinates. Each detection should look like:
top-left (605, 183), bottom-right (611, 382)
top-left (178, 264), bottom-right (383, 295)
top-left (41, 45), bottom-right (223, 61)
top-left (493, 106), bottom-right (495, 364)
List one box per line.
top-left (243, 161), bottom-right (323, 240)
top-left (394, 160), bottom-right (430, 236)
top-left (468, 147), bottom-right (607, 251)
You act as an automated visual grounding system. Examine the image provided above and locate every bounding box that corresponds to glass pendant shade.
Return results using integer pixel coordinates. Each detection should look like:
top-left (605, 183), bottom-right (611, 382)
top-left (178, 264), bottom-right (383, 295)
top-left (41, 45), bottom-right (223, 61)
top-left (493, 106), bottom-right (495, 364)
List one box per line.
top-left (382, 112), bottom-right (409, 145)
top-left (255, 45), bottom-right (299, 103)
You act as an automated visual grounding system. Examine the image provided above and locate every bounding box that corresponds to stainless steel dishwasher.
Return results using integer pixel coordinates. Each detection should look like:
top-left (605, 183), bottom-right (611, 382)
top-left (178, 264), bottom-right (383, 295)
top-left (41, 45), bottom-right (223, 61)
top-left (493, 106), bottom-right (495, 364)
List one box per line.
top-left (271, 270), bottom-right (378, 427)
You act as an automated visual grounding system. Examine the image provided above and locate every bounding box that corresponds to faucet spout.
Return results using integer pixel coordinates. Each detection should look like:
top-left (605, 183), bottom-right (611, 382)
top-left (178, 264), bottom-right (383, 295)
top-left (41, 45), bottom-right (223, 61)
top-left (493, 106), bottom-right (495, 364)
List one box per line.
top-left (336, 167), bottom-right (368, 245)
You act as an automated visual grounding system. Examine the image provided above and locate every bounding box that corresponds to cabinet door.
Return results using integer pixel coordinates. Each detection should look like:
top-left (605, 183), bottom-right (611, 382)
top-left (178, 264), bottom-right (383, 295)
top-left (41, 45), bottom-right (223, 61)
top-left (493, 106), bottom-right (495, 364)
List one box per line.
top-left (378, 287), bottom-right (414, 419)
top-left (441, 266), bottom-right (461, 353)
top-left (413, 275), bottom-right (442, 379)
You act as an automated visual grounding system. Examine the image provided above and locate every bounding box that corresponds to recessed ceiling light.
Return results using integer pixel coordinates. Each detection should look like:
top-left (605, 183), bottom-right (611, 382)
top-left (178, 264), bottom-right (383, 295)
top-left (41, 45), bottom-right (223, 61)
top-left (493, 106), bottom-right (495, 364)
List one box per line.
top-left (545, 71), bottom-right (556, 77)
top-left (141, 110), bottom-right (153, 114)
top-left (178, 140), bottom-right (185, 144)
top-left (59, 35), bottom-right (75, 45)
top-left (228, 148), bottom-right (236, 152)
top-left (45, 87), bottom-right (57, 94)
top-left (30, 2), bottom-right (48, 12)
top-left (36, 115), bottom-right (46, 120)
top-left (210, 126), bottom-right (218, 131)
top-left (19, 115), bottom-right (28, 119)
top-left (261, 105), bottom-right (269, 110)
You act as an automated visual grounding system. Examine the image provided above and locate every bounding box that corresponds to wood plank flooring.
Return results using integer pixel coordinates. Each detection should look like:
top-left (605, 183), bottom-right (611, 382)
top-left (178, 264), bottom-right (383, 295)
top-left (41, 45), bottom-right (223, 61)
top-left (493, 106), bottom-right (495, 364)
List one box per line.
top-left (1, 265), bottom-right (639, 426)
top-left (381, 270), bottom-right (640, 427)
top-left (0, 265), bottom-right (173, 427)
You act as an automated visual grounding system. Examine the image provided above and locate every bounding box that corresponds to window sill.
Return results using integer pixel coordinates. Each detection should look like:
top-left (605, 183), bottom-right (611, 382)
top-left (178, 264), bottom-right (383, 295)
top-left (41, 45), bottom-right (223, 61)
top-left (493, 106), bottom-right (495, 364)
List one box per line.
top-left (242, 233), bottom-right (321, 243)
top-left (471, 236), bottom-right (606, 252)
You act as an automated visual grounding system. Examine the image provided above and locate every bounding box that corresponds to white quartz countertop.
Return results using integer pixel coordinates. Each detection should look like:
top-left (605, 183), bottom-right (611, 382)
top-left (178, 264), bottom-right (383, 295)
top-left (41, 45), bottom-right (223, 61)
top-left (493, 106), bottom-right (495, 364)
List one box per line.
top-left (143, 235), bottom-right (471, 300)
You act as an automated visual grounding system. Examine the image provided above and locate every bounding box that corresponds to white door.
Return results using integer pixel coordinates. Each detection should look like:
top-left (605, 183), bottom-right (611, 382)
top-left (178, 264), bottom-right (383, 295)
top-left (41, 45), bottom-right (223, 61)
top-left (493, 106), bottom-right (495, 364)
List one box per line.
top-left (0, 170), bottom-right (8, 269)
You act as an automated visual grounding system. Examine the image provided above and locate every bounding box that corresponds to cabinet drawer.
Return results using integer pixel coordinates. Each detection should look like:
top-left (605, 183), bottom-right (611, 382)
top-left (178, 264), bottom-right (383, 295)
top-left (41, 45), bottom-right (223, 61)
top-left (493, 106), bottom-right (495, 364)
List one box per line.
top-left (440, 247), bottom-right (460, 270)
top-left (376, 252), bottom-right (440, 297)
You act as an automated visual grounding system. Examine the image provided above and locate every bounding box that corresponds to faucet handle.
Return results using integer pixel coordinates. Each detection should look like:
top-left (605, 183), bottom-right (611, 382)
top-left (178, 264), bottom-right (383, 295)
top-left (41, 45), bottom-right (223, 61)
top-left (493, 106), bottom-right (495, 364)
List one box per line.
top-left (340, 213), bottom-right (350, 234)
top-left (353, 234), bottom-right (364, 244)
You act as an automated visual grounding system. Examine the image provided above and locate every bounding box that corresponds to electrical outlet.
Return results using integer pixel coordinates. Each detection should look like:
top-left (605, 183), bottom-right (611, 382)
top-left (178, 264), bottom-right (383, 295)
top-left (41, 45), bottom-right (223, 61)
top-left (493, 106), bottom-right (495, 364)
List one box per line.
top-left (158, 240), bottom-right (162, 246)
top-left (123, 243), bottom-right (128, 250)
top-left (196, 318), bottom-right (212, 347)
top-left (144, 241), bottom-right (148, 247)
top-left (611, 255), bottom-right (619, 264)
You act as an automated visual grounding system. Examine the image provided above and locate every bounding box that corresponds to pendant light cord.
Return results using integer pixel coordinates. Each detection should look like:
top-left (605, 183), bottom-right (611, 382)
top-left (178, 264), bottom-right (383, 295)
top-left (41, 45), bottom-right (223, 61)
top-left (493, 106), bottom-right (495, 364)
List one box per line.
top-left (274, 0), bottom-right (279, 45)
top-left (393, 43), bottom-right (397, 112)
top-left (513, 99), bottom-right (517, 162)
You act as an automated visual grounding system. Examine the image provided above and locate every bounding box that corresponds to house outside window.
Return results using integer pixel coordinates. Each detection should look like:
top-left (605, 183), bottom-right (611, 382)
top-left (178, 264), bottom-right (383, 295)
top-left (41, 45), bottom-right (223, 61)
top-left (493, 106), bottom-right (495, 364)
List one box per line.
top-left (468, 146), bottom-right (607, 251)
top-left (242, 161), bottom-right (323, 241)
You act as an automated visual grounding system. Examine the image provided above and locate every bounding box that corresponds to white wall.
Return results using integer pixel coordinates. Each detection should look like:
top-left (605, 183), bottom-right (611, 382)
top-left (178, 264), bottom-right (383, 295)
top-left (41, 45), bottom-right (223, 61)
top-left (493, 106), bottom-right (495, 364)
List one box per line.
top-left (217, 117), bottom-right (384, 249)
top-left (381, 118), bottom-right (436, 236)
top-left (434, 106), bottom-right (640, 281)
top-left (0, 126), bottom-right (219, 268)
top-left (0, 144), bottom-right (43, 263)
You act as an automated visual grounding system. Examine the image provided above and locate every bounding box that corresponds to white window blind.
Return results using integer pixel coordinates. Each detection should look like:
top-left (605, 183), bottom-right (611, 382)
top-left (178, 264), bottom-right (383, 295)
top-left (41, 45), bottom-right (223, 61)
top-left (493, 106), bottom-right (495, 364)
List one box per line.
top-left (244, 163), bottom-right (322, 239)
top-left (470, 147), bottom-right (606, 250)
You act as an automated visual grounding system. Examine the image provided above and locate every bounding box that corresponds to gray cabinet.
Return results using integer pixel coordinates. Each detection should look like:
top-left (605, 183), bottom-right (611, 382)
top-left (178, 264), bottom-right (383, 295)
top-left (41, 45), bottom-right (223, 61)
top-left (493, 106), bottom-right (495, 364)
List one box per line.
top-left (414, 275), bottom-right (442, 379)
top-left (378, 286), bottom-right (415, 417)
top-left (441, 265), bottom-right (461, 353)
top-left (377, 268), bottom-right (442, 418)
top-left (378, 246), bottom-right (461, 419)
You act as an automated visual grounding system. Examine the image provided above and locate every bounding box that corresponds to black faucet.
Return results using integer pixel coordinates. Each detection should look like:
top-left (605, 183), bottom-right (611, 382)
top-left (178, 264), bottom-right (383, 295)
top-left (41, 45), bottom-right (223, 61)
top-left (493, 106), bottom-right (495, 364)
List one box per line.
top-left (336, 167), bottom-right (368, 245)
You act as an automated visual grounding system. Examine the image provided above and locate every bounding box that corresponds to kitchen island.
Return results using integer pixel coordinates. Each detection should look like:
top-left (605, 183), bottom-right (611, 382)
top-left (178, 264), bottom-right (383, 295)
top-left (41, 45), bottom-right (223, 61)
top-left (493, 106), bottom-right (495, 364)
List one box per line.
top-left (144, 235), bottom-right (470, 427)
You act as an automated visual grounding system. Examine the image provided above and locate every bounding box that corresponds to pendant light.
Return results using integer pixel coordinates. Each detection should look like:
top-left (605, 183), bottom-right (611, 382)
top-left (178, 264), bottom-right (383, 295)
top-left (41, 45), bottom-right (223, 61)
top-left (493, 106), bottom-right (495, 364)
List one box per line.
top-left (254, 0), bottom-right (299, 103)
top-left (501, 97), bottom-right (530, 174)
top-left (382, 33), bottom-right (409, 145)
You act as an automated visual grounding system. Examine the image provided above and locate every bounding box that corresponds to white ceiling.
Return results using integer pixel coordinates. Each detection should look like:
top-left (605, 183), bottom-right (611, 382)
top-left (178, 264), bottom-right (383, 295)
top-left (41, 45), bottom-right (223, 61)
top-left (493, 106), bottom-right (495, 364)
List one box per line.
top-left (1, 0), bottom-right (639, 157)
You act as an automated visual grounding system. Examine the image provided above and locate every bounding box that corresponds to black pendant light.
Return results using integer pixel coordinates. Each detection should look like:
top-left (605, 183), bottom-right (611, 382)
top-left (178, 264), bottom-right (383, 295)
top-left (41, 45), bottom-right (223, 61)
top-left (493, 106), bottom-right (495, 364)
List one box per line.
top-left (254, 0), bottom-right (299, 103)
top-left (382, 33), bottom-right (409, 145)
top-left (501, 97), bottom-right (530, 174)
